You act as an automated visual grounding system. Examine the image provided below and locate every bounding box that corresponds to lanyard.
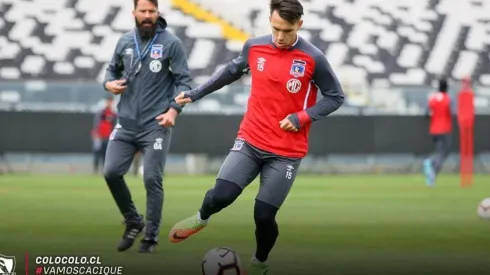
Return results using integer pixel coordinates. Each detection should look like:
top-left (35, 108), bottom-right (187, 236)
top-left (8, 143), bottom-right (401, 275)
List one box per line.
top-left (132, 31), bottom-right (159, 66)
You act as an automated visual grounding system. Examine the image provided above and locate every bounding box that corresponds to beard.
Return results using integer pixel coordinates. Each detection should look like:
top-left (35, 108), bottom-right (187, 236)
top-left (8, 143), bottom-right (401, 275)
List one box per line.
top-left (135, 18), bottom-right (157, 39)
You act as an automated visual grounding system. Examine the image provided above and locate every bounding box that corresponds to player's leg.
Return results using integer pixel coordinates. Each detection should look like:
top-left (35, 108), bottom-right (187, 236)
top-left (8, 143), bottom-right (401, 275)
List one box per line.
top-left (135, 127), bottom-right (172, 252)
top-left (249, 156), bottom-right (301, 274)
top-left (100, 139), bottom-right (109, 170)
top-left (169, 139), bottom-right (262, 243)
top-left (93, 139), bottom-right (101, 173)
top-left (432, 134), bottom-right (451, 175)
top-left (424, 135), bottom-right (438, 186)
top-left (103, 128), bottom-right (143, 251)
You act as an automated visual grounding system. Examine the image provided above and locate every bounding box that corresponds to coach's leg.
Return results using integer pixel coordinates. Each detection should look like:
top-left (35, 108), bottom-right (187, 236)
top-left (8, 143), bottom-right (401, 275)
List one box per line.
top-left (250, 157), bottom-right (301, 272)
top-left (169, 139), bottom-right (262, 243)
top-left (103, 128), bottom-right (143, 251)
top-left (136, 127), bottom-right (171, 252)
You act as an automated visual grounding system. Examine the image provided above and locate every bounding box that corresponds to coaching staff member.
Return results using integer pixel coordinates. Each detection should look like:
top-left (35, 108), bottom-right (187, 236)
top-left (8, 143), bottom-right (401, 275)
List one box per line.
top-left (102, 0), bottom-right (193, 253)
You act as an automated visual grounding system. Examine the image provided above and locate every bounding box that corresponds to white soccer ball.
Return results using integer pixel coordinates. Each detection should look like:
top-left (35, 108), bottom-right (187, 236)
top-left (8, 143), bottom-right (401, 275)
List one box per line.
top-left (477, 198), bottom-right (490, 220)
top-left (201, 247), bottom-right (243, 275)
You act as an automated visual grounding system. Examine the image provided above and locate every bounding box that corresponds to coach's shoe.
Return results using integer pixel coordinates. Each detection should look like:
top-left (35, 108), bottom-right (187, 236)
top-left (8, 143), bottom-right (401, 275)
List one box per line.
top-left (423, 159), bottom-right (435, 187)
top-left (139, 239), bottom-right (157, 253)
top-left (248, 258), bottom-right (268, 275)
top-left (168, 211), bottom-right (208, 243)
top-left (122, 214), bottom-right (144, 226)
top-left (117, 221), bottom-right (145, 252)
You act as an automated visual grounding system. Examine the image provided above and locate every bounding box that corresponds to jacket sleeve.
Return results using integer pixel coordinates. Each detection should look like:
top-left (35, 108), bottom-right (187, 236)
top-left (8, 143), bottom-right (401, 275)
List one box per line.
top-left (103, 38), bottom-right (125, 91)
top-left (184, 40), bottom-right (251, 102)
top-left (289, 54), bottom-right (345, 129)
top-left (168, 38), bottom-right (193, 113)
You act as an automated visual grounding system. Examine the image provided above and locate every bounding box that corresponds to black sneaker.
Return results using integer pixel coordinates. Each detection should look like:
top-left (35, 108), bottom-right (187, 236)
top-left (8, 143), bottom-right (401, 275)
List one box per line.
top-left (117, 221), bottom-right (145, 252)
top-left (122, 215), bottom-right (144, 226)
top-left (139, 239), bottom-right (157, 253)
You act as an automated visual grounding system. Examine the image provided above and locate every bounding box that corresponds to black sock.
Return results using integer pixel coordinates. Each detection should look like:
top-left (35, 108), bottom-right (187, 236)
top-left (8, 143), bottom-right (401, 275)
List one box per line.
top-left (254, 200), bottom-right (279, 262)
top-left (199, 179), bottom-right (242, 220)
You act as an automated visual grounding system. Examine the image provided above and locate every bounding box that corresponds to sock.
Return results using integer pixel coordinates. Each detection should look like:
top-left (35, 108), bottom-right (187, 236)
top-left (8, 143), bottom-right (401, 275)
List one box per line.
top-left (254, 200), bottom-right (279, 263)
top-left (198, 179), bottom-right (242, 220)
top-left (197, 210), bottom-right (208, 223)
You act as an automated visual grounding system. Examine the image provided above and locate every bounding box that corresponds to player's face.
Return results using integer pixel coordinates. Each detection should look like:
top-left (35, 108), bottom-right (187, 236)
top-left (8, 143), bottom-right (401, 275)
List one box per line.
top-left (133, 0), bottom-right (159, 38)
top-left (269, 10), bottom-right (303, 49)
top-left (105, 99), bottom-right (113, 108)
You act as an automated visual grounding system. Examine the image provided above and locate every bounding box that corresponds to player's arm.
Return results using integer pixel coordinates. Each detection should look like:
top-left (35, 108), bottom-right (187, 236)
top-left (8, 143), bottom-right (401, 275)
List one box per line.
top-left (424, 102), bottom-right (431, 119)
top-left (168, 38), bottom-right (193, 114)
top-left (450, 98), bottom-right (457, 117)
top-left (288, 54), bottom-right (345, 129)
top-left (183, 40), bottom-right (251, 102)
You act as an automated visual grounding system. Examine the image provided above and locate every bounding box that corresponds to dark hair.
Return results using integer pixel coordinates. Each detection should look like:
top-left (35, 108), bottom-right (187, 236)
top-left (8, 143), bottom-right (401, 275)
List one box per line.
top-left (439, 78), bottom-right (448, 93)
top-left (134, 0), bottom-right (158, 8)
top-left (270, 0), bottom-right (304, 24)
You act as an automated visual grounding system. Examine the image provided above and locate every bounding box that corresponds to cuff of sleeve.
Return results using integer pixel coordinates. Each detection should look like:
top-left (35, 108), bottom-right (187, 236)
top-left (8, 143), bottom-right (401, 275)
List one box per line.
top-left (103, 80), bottom-right (110, 91)
top-left (170, 102), bottom-right (183, 114)
top-left (297, 110), bottom-right (311, 126)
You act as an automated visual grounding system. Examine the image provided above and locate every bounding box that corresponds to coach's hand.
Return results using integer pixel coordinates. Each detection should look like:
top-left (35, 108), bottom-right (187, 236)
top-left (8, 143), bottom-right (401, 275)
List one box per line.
top-left (105, 79), bottom-right (127, 95)
top-left (279, 116), bottom-right (299, 132)
top-left (175, 92), bottom-right (192, 106)
top-left (156, 108), bottom-right (178, 127)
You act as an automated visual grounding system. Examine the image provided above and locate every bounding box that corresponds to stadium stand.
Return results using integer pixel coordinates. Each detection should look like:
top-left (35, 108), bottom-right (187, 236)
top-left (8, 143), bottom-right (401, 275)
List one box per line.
top-left (0, 0), bottom-right (489, 113)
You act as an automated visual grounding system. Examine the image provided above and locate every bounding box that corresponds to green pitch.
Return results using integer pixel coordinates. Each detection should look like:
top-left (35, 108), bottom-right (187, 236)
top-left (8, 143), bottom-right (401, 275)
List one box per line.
top-left (1, 174), bottom-right (489, 275)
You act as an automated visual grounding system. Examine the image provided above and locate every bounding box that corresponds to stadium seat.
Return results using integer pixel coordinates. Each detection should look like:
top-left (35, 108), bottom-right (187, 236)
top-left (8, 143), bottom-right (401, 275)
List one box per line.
top-left (1, 0), bottom-right (490, 112)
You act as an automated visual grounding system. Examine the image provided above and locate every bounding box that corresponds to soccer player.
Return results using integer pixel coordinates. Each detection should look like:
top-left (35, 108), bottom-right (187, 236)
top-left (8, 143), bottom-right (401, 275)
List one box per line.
top-left (91, 96), bottom-right (116, 174)
top-left (168, 0), bottom-right (345, 273)
top-left (103, 0), bottom-right (193, 253)
top-left (423, 78), bottom-right (456, 187)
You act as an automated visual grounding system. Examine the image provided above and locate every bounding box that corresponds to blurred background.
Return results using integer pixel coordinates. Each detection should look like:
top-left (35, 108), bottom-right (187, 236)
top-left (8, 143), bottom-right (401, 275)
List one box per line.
top-left (0, 0), bottom-right (489, 176)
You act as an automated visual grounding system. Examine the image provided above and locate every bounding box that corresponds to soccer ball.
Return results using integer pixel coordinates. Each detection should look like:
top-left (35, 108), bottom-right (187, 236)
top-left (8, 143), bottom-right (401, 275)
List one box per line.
top-left (477, 198), bottom-right (490, 220)
top-left (201, 247), bottom-right (243, 275)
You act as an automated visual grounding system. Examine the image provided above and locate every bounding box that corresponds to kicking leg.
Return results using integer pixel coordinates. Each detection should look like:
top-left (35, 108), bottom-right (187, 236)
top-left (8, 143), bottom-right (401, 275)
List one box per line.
top-left (103, 128), bottom-right (143, 251)
top-left (136, 127), bottom-right (172, 252)
top-left (249, 156), bottom-right (301, 274)
top-left (169, 139), bottom-right (261, 243)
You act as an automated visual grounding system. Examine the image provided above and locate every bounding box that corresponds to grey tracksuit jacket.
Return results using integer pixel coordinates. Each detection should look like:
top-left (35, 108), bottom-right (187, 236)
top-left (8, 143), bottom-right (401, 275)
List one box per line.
top-left (103, 17), bottom-right (193, 131)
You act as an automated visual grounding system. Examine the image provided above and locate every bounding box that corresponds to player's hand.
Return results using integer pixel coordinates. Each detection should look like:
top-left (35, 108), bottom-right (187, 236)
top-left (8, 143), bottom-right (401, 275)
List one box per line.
top-left (105, 79), bottom-right (127, 95)
top-left (175, 92), bottom-right (192, 106)
top-left (156, 108), bottom-right (178, 127)
top-left (279, 116), bottom-right (299, 132)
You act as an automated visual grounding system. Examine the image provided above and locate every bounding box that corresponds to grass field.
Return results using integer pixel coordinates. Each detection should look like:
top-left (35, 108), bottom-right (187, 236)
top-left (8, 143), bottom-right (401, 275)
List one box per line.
top-left (1, 173), bottom-right (490, 275)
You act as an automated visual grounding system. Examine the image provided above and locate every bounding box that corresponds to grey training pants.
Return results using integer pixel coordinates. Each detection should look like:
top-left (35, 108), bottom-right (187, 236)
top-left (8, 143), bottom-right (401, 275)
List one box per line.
top-left (103, 126), bottom-right (171, 242)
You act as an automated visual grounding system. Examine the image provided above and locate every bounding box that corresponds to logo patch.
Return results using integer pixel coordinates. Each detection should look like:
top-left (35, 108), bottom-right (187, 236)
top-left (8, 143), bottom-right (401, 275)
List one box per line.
top-left (290, 59), bottom-right (306, 78)
top-left (149, 60), bottom-right (162, 73)
top-left (0, 254), bottom-right (16, 275)
top-left (231, 139), bottom-right (244, 151)
top-left (153, 138), bottom-right (163, 150)
top-left (257, 57), bottom-right (266, 72)
top-left (125, 48), bottom-right (133, 55)
top-left (286, 78), bottom-right (302, 93)
top-left (150, 44), bottom-right (163, 59)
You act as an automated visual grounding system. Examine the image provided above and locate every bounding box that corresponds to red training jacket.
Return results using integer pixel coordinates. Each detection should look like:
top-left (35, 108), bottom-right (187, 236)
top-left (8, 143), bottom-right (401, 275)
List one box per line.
top-left (94, 107), bottom-right (117, 139)
top-left (188, 35), bottom-right (345, 158)
top-left (428, 92), bottom-right (452, 135)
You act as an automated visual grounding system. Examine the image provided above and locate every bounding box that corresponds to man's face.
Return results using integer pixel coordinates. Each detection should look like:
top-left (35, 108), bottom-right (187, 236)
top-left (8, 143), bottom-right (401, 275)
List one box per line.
top-left (270, 10), bottom-right (302, 49)
top-left (133, 0), bottom-right (159, 38)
